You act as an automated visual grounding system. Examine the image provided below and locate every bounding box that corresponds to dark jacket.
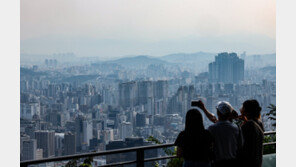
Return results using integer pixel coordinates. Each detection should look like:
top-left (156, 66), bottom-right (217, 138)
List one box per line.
top-left (174, 130), bottom-right (214, 162)
top-left (241, 120), bottom-right (264, 167)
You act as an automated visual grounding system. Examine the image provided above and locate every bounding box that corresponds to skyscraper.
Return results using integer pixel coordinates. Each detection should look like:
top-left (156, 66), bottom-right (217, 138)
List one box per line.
top-left (34, 130), bottom-right (55, 158)
top-left (209, 52), bottom-right (244, 83)
top-left (137, 81), bottom-right (153, 105)
top-left (119, 122), bottom-right (133, 139)
top-left (153, 80), bottom-right (168, 100)
top-left (75, 115), bottom-right (93, 152)
top-left (119, 81), bottom-right (137, 108)
top-left (21, 139), bottom-right (37, 161)
top-left (64, 132), bottom-right (76, 155)
top-left (54, 133), bottom-right (64, 156)
top-left (20, 133), bottom-right (30, 159)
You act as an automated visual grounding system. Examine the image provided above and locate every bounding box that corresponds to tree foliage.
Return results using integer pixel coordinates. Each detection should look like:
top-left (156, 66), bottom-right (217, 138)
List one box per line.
top-left (79, 157), bottom-right (93, 167)
top-left (65, 158), bottom-right (78, 167)
top-left (263, 104), bottom-right (276, 154)
top-left (263, 135), bottom-right (276, 154)
top-left (266, 104), bottom-right (276, 127)
top-left (64, 157), bottom-right (93, 167)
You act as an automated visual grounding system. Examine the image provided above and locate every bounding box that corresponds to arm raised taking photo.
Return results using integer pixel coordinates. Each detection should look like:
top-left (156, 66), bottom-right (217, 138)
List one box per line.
top-left (195, 100), bottom-right (218, 123)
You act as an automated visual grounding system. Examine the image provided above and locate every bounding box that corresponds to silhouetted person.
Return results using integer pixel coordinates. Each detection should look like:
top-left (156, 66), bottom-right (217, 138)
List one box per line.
top-left (175, 109), bottom-right (214, 167)
top-left (195, 100), bottom-right (243, 167)
top-left (239, 99), bottom-right (264, 167)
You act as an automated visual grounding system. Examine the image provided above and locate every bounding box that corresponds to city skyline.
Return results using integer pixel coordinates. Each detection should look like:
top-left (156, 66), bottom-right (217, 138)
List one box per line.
top-left (19, 1), bottom-right (276, 165)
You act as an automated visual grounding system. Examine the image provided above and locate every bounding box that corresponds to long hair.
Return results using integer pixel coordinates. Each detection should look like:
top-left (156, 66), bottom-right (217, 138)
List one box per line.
top-left (184, 109), bottom-right (205, 135)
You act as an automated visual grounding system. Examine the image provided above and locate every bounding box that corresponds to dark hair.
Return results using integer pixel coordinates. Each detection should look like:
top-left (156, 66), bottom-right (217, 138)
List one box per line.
top-left (243, 99), bottom-right (262, 120)
top-left (185, 109), bottom-right (205, 133)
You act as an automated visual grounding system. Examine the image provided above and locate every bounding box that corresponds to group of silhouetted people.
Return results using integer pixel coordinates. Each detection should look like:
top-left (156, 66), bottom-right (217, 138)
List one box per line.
top-left (175, 99), bottom-right (264, 167)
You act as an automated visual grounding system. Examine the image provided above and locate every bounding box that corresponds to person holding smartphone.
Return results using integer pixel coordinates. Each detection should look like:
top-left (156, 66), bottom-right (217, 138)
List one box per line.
top-left (175, 109), bottom-right (214, 167)
top-left (191, 100), bottom-right (218, 123)
top-left (192, 100), bottom-right (243, 167)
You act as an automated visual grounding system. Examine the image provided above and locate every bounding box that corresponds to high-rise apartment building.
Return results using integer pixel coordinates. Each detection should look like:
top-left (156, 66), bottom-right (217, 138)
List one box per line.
top-left (119, 81), bottom-right (137, 108)
top-left (20, 102), bottom-right (40, 120)
top-left (119, 80), bottom-right (168, 109)
top-left (209, 52), bottom-right (244, 83)
top-left (119, 122), bottom-right (133, 139)
top-left (137, 81), bottom-right (153, 105)
top-left (75, 115), bottom-right (93, 152)
top-left (153, 80), bottom-right (168, 100)
top-left (54, 133), bottom-right (64, 156)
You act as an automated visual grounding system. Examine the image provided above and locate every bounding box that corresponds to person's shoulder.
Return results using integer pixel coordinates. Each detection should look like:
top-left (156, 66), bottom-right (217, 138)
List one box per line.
top-left (229, 122), bottom-right (239, 129)
top-left (174, 130), bottom-right (185, 146)
top-left (208, 123), bottom-right (217, 130)
top-left (176, 131), bottom-right (186, 140)
top-left (178, 130), bottom-right (185, 136)
top-left (242, 120), bottom-right (258, 131)
top-left (244, 120), bottom-right (257, 126)
top-left (242, 120), bottom-right (264, 136)
top-left (255, 120), bottom-right (265, 132)
top-left (242, 120), bottom-right (252, 127)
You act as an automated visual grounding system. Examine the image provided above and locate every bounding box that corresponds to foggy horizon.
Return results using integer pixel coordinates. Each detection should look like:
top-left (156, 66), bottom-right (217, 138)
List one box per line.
top-left (21, 0), bottom-right (275, 58)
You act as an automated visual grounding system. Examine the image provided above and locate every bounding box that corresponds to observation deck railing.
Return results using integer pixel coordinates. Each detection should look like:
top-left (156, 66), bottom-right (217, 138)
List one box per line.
top-left (20, 131), bottom-right (276, 167)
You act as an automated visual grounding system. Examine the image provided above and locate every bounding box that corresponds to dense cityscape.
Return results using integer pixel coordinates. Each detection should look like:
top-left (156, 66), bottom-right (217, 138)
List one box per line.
top-left (20, 52), bottom-right (276, 166)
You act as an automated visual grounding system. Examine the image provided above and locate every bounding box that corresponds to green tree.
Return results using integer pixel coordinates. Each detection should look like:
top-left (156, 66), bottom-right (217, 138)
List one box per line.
top-left (263, 135), bottom-right (276, 154)
top-left (79, 157), bottom-right (93, 167)
top-left (263, 104), bottom-right (276, 154)
top-left (64, 157), bottom-right (93, 167)
top-left (65, 158), bottom-right (78, 167)
top-left (266, 104), bottom-right (276, 127)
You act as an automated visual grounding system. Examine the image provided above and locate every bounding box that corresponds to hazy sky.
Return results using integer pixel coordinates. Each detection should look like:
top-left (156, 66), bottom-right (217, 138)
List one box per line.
top-left (21, 0), bottom-right (276, 58)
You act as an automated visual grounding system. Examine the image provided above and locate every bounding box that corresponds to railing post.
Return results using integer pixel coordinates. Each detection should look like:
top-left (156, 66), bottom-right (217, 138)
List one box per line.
top-left (136, 148), bottom-right (144, 167)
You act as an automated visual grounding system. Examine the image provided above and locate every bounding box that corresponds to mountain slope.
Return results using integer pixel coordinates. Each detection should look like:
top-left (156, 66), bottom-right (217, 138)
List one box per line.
top-left (104, 55), bottom-right (168, 69)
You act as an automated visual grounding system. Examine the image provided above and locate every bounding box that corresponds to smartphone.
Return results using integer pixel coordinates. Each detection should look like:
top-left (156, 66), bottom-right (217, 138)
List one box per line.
top-left (191, 100), bottom-right (200, 107)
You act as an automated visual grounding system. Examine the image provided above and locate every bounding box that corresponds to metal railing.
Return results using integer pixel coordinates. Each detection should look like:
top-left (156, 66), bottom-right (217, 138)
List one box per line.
top-left (20, 131), bottom-right (276, 167)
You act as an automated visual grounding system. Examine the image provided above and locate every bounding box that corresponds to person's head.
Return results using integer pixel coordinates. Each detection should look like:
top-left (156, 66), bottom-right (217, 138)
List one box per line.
top-left (216, 101), bottom-right (234, 121)
top-left (240, 99), bottom-right (262, 120)
top-left (185, 108), bottom-right (205, 133)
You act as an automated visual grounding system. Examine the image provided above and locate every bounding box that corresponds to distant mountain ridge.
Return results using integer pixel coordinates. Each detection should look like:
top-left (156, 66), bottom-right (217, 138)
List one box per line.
top-left (98, 52), bottom-right (216, 72)
top-left (159, 51), bottom-right (216, 63)
top-left (21, 51), bottom-right (276, 74)
top-left (103, 55), bottom-right (168, 69)
top-left (91, 52), bottom-right (276, 73)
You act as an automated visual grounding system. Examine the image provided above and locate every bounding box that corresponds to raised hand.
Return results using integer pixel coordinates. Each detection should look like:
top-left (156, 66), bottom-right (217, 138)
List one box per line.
top-left (196, 100), bottom-right (206, 110)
